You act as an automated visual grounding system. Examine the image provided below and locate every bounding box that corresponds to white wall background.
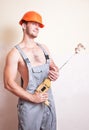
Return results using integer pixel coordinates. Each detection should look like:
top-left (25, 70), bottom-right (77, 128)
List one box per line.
top-left (0, 0), bottom-right (89, 130)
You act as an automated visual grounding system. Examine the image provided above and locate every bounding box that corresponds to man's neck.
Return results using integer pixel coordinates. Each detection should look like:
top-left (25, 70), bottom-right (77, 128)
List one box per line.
top-left (21, 34), bottom-right (36, 48)
top-left (21, 39), bottom-right (37, 48)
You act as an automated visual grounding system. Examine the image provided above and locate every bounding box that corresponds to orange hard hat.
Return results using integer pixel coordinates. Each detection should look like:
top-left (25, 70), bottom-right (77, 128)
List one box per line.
top-left (19, 11), bottom-right (44, 28)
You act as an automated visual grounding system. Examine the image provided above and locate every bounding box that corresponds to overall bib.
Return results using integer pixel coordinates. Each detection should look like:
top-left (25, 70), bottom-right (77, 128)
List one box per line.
top-left (15, 44), bottom-right (56, 130)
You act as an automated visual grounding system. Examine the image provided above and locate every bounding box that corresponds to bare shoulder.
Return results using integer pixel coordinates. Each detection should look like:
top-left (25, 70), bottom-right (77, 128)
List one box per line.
top-left (6, 46), bottom-right (20, 63)
top-left (40, 43), bottom-right (50, 55)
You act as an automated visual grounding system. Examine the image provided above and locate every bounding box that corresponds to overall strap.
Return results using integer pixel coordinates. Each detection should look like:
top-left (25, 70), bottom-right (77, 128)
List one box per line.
top-left (36, 43), bottom-right (50, 64)
top-left (15, 44), bottom-right (31, 87)
top-left (15, 44), bottom-right (31, 67)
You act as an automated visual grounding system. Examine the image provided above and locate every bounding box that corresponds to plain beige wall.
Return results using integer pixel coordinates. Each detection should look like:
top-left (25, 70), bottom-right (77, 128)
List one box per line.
top-left (0, 0), bottom-right (89, 130)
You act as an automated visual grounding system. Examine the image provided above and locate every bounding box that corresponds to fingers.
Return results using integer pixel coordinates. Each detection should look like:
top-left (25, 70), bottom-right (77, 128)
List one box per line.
top-left (34, 92), bottom-right (48, 103)
top-left (48, 70), bottom-right (59, 81)
top-left (39, 93), bottom-right (48, 101)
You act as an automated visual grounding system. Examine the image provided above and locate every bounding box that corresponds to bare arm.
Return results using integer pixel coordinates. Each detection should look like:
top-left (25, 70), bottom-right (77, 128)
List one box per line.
top-left (41, 44), bottom-right (59, 81)
top-left (48, 59), bottom-right (59, 81)
top-left (3, 48), bottom-right (48, 103)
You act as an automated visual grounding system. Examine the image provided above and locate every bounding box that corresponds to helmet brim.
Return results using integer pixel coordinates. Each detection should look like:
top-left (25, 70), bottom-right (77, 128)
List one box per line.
top-left (19, 20), bottom-right (44, 28)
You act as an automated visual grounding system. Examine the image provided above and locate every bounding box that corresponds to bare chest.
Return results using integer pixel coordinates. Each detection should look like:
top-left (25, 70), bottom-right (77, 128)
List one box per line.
top-left (20, 46), bottom-right (46, 67)
top-left (18, 45), bottom-right (47, 88)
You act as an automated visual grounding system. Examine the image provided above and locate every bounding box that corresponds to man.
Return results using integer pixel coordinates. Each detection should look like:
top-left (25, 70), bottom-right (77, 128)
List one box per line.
top-left (4, 11), bottom-right (59, 130)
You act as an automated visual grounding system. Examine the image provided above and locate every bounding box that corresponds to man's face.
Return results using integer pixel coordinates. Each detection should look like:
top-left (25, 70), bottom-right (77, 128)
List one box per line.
top-left (25, 21), bottom-right (40, 38)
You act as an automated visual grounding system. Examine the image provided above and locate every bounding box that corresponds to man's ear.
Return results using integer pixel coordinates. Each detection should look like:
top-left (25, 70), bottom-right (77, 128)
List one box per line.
top-left (22, 23), bottom-right (26, 30)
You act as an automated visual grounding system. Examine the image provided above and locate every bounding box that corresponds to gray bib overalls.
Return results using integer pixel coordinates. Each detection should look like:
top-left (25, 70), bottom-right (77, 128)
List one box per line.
top-left (15, 44), bottom-right (56, 130)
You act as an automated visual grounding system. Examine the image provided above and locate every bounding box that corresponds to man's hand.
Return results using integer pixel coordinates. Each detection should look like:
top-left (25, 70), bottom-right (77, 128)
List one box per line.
top-left (48, 66), bottom-right (59, 81)
top-left (30, 92), bottom-right (48, 104)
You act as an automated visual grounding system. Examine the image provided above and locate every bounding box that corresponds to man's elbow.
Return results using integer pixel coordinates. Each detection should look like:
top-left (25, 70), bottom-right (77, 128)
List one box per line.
top-left (4, 82), bottom-right (11, 91)
top-left (4, 79), bottom-right (13, 92)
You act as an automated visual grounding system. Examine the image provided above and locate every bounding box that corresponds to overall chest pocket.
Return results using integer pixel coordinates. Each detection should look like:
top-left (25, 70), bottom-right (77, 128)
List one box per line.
top-left (32, 67), bottom-right (43, 80)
